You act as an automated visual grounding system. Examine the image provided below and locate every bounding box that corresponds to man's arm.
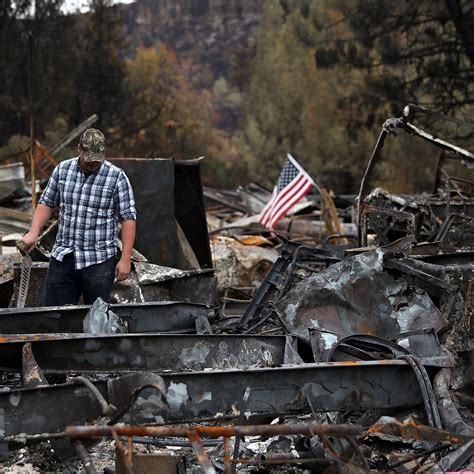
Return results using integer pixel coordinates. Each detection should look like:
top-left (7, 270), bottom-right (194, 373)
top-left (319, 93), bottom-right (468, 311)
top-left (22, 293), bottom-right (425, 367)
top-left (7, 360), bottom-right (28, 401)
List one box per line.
top-left (21, 204), bottom-right (53, 252)
top-left (114, 172), bottom-right (137, 281)
top-left (21, 165), bottom-right (60, 252)
top-left (115, 219), bottom-right (136, 281)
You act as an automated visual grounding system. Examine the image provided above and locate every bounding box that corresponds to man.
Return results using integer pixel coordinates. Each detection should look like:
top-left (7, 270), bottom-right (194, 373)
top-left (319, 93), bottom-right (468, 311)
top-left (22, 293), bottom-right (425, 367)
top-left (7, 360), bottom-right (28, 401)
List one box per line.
top-left (21, 128), bottom-right (137, 306)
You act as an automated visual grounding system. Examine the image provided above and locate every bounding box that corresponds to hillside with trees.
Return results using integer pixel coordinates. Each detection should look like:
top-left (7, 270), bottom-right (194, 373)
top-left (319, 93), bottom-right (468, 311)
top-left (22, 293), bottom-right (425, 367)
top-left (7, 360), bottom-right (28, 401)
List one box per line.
top-left (1, 0), bottom-right (472, 192)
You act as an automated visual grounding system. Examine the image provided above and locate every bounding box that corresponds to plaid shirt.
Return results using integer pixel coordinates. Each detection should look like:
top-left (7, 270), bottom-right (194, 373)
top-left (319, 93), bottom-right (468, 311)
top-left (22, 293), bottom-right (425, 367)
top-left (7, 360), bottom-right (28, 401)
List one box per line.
top-left (38, 158), bottom-right (136, 269)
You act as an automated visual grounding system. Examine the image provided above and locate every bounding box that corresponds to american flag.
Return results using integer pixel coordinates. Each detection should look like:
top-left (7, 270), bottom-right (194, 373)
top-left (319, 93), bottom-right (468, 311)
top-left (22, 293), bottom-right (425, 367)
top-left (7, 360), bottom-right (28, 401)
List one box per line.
top-left (260, 153), bottom-right (318, 230)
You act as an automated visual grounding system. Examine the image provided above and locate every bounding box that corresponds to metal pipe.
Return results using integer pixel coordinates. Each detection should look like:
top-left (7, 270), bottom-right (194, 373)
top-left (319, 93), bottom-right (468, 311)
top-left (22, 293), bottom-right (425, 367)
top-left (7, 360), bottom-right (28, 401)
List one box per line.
top-left (72, 440), bottom-right (98, 474)
top-left (357, 129), bottom-right (389, 246)
top-left (66, 422), bottom-right (362, 440)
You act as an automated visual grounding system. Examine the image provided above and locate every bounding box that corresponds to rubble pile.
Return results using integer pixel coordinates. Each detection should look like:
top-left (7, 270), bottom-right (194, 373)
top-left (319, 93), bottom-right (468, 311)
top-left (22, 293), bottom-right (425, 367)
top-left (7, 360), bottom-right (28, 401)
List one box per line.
top-left (0, 105), bottom-right (472, 472)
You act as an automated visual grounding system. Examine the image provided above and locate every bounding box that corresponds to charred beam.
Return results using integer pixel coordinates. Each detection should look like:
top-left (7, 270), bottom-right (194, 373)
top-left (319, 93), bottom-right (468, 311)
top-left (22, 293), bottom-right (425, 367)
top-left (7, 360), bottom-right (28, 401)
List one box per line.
top-left (0, 361), bottom-right (423, 440)
top-left (0, 302), bottom-right (214, 334)
top-left (0, 334), bottom-right (286, 373)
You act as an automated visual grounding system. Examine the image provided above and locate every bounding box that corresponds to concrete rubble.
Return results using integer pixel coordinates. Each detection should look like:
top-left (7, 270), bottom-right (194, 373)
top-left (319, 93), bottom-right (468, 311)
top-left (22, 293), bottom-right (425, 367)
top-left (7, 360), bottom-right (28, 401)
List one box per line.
top-left (0, 106), bottom-right (473, 472)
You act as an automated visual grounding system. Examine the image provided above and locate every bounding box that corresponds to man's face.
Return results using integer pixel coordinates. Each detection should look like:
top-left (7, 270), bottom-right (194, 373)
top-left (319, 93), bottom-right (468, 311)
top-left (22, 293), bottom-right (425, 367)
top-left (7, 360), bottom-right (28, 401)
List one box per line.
top-left (77, 146), bottom-right (102, 173)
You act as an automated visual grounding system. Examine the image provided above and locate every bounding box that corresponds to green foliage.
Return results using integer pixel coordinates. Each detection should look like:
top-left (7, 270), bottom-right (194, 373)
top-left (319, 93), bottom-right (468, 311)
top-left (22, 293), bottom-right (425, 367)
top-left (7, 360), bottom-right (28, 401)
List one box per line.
top-left (71, 0), bottom-right (126, 128)
top-left (1, 0), bottom-right (472, 194)
top-left (238, 1), bottom-right (373, 192)
top-left (114, 45), bottom-right (216, 159)
top-left (237, 0), bottom-right (474, 194)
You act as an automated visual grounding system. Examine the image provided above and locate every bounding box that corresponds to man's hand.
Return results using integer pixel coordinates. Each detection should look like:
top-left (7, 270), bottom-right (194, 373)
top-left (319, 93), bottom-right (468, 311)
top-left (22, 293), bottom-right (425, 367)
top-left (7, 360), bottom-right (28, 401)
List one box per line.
top-left (20, 231), bottom-right (39, 253)
top-left (115, 258), bottom-right (131, 281)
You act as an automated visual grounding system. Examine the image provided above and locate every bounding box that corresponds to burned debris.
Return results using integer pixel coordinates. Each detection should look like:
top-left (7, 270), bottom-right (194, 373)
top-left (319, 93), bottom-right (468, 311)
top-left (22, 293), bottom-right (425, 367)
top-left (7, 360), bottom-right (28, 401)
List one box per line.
top-left (0, 105), bottom-right (473, 472)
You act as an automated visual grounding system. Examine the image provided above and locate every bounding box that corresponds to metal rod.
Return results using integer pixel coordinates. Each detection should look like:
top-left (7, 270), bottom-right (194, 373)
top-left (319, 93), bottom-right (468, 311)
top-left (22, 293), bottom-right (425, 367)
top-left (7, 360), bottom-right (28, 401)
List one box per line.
top-left (72, 440), bottom-right (98, 474)
top-left (72, 376), bottom-right (116, 416)
top-left (119, 436), bottom-right (220, 447)
top-left (231, 386), bottom-right (250, 474)
top-left (357, 129), bottom-right (388, 247)
top-left (66, 422), bottom-right (363, 440)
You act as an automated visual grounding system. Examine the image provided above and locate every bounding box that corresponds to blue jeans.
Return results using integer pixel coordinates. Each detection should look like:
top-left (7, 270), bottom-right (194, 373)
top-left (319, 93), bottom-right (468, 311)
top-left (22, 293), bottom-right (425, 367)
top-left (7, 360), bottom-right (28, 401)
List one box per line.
top-left (44, 253), bottom-right (116, 306)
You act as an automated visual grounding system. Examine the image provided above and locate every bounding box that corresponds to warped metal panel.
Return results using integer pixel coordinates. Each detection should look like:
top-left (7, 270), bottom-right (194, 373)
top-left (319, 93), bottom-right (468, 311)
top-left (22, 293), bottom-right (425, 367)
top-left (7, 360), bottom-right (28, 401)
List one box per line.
top-left (0, 302), bottom-right (214, 334)
top-left (0, 334), bottom-right (286, 373)
top-left (0, 361), bottom-right (422, 439)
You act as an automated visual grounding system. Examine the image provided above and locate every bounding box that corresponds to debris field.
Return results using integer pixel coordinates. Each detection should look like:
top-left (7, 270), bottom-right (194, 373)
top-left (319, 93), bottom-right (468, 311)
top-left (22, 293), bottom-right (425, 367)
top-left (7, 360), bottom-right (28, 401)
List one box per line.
top-left (0, 105), bottom-right (473, 472)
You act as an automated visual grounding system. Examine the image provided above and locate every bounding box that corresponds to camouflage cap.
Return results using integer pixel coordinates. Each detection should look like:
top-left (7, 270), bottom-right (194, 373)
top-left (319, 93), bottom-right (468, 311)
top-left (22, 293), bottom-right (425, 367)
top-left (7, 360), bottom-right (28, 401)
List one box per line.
top-left (79, 128), bottom-right (106, 162)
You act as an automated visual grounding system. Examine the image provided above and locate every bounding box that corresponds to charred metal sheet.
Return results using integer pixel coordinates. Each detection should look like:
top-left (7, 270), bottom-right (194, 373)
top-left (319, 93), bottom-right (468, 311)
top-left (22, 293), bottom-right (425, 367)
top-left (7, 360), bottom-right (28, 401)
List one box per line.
top-left (111, 268), bottom-right (217, 306)
top-left (0, 361), bottom-right (423, 439)
top-left (0, 334), bottom-right (286, 373)
top-left (396, 329), bottom-right (453, 360)
top-left (277, 243), bottom-right (448, 341)
top-left (0, 301), bottom-right (214, 334)
top-left (309, 329), bottom-right (455, 368)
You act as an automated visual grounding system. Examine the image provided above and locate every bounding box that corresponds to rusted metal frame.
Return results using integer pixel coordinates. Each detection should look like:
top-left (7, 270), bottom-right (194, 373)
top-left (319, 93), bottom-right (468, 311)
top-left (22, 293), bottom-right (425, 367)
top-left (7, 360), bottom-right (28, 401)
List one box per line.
top-left (223, 436), bottom-right (231, 474)
top-left (403, 121), bottom-right (474, 164)
top-left (357, 105), bottom-right (474, 247)
top-left (357, 128), bottom-right (389, 247)
top-left (65, 422), bottom-right (363, 440)
top-left (0, 334), bottom-right (287, 374)
top-left (68, 422), bottom-right (363, 473)
top-left (436, 213), bottom-right (474, 251)
top-left (239, 239), bottom-right (339, 330)
top-left (377, 197), bottom-right (420, 243)
top-left (0, 301), bottom-right (215, 335)
top-left (220, 287), bottom-right (254, 319)
top-left (303, 388), bottom-right (360, 471)
top-left (362, 204), bottom-right (417, 245)
top-left (0, 362), bottom-right (423, 440)
top-left (238, 239), bottom-right (302, 329)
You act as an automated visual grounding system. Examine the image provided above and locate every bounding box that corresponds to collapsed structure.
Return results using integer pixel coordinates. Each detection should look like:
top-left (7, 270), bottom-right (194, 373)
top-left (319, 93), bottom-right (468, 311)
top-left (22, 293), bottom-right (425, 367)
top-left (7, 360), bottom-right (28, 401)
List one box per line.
top-left (0, 105), bottom-right (473, 472)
